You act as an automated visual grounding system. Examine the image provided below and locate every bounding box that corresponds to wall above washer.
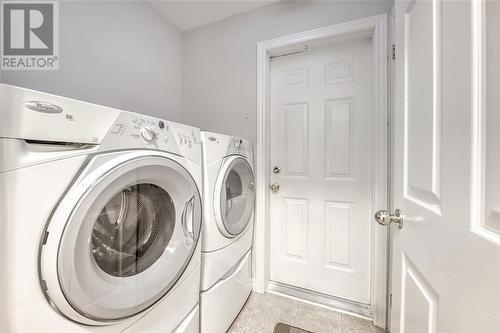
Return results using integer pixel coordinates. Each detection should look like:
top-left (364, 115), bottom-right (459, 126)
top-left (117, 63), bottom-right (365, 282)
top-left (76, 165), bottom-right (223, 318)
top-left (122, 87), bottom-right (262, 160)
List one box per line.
top-left (0, 1), bottom-right (184, 122)
top-left (181, 0), bottom-right (394, 144)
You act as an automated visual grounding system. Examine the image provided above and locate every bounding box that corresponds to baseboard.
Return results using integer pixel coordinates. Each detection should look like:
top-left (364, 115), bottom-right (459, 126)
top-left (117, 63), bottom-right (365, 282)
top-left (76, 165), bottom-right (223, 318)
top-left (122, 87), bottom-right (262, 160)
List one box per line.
top-left (266, 281), bottom-right (371, 319)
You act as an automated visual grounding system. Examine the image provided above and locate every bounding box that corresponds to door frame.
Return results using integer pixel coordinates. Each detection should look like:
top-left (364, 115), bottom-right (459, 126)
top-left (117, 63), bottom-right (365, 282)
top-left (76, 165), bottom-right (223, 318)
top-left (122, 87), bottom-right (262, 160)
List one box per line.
top-left (254, 14), bottom-right (388, 327)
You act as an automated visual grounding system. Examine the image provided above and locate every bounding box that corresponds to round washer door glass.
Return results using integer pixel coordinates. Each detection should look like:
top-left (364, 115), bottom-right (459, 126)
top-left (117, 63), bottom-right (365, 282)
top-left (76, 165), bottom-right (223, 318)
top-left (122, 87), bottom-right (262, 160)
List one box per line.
top-left (91, 183), bottom-right (175, 277)
top-left (218, 156), bottom-right (255, 236)
top-left (55, 155), bottom-right (201, 321)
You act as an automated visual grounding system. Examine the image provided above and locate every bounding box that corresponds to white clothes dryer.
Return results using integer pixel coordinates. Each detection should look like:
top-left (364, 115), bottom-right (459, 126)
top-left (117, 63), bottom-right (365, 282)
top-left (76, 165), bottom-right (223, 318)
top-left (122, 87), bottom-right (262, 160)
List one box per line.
top-left (0, 84), bottom-right (202, 332)
top-left (200, 131), bottom-right (255, 333)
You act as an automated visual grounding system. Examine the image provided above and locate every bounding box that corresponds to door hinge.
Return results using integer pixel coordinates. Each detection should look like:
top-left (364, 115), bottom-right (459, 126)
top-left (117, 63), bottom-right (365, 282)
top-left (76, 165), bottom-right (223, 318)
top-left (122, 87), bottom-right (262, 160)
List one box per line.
top-left (390, 293), bottom-right (393, 307)
top-left (391, 45), bottom-right (396, 60)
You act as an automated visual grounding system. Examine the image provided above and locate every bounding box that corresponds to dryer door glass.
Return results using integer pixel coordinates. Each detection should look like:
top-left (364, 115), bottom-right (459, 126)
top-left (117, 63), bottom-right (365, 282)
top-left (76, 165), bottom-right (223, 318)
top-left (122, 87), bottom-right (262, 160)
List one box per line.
top-left (55, 155), bottom-right (201, 322)
top-left (219, 157), bottom-right (255, 236)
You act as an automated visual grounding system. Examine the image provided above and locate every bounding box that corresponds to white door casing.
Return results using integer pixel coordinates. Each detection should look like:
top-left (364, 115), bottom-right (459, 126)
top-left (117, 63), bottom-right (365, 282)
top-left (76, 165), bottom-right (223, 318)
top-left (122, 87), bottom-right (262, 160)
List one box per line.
top-left (269, 38), bottom-right (373, 304)
top-left (255, 15), bottom-right (388, 326)
top-left (390, 0), bottom-right (500, 332)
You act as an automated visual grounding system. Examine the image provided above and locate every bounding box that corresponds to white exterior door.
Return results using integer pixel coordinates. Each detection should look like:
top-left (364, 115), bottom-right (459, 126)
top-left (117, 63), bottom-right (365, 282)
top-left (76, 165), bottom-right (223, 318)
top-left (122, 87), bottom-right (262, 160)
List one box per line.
top-left (269, 38), bottom-right (375, 304)
top-left (390, 0), bottom-right (500, 332)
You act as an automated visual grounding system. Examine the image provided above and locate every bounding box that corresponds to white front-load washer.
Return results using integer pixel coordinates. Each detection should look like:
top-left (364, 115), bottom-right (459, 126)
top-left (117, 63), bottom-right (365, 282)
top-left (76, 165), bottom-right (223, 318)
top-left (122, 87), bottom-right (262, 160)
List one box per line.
top-left (0, 84), bottom-right (202, 332)
top-left (200, 131), bottom-right (255, 333)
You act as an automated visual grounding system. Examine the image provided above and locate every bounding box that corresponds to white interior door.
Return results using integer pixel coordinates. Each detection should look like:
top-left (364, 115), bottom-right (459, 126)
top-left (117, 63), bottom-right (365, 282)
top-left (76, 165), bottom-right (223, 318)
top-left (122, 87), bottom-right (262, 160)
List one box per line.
top-left (269, 38), bottom-right (375, 304)
top-left (390, 0), bottom-right (500, 332)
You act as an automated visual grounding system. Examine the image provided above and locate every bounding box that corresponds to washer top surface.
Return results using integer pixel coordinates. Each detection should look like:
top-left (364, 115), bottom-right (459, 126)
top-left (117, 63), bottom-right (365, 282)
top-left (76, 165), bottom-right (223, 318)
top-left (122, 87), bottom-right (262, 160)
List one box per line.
top-left (0, 84), bottom-right (202, 172)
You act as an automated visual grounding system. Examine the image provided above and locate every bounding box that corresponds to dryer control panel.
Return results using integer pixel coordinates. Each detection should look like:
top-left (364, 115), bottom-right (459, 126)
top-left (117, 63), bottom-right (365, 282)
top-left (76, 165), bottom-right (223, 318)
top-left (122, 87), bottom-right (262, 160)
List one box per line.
top-left (225, 137), bottom-right (252, 159)
top-left (201, 131), bottom-right (253, 165)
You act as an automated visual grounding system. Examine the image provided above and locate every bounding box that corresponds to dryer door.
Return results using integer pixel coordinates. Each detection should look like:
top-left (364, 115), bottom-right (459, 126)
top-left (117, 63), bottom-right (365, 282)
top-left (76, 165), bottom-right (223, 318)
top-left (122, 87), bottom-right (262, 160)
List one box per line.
top-left (214, 156), bottom-right (255, 238)
top-left (40, 152), bottom-right (201, 323)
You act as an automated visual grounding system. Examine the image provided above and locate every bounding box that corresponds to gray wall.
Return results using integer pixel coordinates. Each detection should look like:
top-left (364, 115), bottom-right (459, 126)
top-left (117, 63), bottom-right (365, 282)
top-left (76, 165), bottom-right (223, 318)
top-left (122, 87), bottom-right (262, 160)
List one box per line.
top-left (181, 0), bottom-right (393, 142)
top-left (1, 1), bottom-right (184, 121)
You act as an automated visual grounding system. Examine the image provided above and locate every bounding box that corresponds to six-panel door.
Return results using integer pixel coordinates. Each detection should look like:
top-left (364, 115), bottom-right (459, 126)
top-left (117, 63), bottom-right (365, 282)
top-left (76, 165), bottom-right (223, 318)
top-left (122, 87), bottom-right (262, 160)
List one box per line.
top-left (269, 38), bottom-right (374, 304)
top-left (391, 0), bottom-right (500, 332)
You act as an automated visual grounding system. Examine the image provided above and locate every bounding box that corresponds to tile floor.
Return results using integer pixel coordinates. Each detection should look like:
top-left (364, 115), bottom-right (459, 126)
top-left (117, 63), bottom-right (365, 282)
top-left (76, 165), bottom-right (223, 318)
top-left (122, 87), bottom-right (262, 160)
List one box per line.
top-left (228, 292), bottom-right (385, 333)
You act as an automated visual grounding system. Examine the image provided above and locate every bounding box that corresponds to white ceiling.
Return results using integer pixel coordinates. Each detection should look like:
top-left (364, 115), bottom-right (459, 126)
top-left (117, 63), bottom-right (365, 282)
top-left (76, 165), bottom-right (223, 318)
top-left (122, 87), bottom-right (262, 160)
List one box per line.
top-left (145, 0), bottom-right (279, 31)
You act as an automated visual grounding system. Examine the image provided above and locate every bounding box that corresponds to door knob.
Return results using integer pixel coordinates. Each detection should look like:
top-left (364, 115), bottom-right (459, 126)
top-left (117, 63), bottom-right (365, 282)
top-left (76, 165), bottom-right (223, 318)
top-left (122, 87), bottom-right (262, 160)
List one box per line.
top-left (374, 209), bottom-right (404, 229)
top-left (270, 183), bottom-right (280, 193)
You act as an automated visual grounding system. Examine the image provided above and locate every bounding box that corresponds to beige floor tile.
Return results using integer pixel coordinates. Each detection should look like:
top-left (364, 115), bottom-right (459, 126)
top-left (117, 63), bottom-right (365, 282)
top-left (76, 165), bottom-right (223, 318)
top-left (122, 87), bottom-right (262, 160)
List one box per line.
top-left (242, 327), bottom-right (265, 333)
top-left (244, 292), bottom-right (299, 331)
top-left (340, 314), bottom-right (383, 333)
top-left (263, 292), bottom-right (300, 306)
top-left (294, 307), bottom-right (341, 333)
top-left (298, 302), bottom-right (342, 322)
top-left (245, 293), bottom-right (268, 312)
top-left (233, 293), bottom-right (382, 333)
top-left (233, 308), bottom-right (252, 328)
top-left (246, 310), bottom-right (296, 333)
top-left (261, 293), bottom-right (300, 317)
top-left (228, 325), bottom-right (244, 333)
top-left (341, 327), bottom-right (384, 333)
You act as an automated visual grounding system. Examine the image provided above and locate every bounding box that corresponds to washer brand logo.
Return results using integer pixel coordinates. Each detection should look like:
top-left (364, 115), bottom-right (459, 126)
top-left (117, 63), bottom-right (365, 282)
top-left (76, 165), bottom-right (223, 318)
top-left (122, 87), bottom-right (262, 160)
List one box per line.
top-left (24, 101), bottom-right (62, 114)
top-left (1, 1), bottom-right (59, 70)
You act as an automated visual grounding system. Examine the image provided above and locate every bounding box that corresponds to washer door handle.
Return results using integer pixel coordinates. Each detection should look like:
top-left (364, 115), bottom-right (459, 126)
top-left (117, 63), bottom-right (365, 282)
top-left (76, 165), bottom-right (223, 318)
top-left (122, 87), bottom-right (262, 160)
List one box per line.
top-left (182, 195), bottom-right (196, 241)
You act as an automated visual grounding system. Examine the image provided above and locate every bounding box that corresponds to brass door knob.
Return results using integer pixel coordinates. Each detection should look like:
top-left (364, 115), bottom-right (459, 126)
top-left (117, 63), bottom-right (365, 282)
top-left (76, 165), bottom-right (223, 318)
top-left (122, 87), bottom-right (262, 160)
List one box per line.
top-left (270, 183), bottom-right (280, 193)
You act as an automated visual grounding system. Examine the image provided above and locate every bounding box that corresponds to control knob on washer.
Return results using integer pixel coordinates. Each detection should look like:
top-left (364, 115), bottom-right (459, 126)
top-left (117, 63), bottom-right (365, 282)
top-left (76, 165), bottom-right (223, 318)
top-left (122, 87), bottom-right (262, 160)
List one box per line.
top-left (141, 125), bottom-right (158, 142)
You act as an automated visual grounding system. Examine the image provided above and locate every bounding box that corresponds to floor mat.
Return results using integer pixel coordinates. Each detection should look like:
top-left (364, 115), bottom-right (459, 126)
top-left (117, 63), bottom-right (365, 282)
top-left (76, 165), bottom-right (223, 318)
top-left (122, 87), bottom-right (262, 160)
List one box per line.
top-left (273, 322), bottom-right (312, 333)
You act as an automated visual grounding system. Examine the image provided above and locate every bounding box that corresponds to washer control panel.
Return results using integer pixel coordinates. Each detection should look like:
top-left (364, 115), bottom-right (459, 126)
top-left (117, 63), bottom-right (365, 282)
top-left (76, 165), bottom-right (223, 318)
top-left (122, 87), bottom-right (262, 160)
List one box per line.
top-left (103, 112), bottom-right (201, 163)
top-left (176, 129), bottom-right (198, 148)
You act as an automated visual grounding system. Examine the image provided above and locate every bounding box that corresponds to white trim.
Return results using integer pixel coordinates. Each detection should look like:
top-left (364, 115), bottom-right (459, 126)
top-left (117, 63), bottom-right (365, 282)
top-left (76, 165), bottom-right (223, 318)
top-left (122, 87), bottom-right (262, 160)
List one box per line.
top-left (402, 0), bottom-right (442, 217)
top-left (470, 0), bottom-right (500, 246)
top-left (255, 14), bottom-right (389, 328)
top-left (387, 4), bottom-right (396, 330)
top-left (267, 281), bottom-right (371, 318)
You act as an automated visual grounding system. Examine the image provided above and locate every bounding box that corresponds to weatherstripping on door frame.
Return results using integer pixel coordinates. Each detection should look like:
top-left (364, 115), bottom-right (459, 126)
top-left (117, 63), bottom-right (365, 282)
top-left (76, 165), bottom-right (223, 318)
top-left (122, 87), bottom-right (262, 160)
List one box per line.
top-left (254, 14), bottom-right (388, 327)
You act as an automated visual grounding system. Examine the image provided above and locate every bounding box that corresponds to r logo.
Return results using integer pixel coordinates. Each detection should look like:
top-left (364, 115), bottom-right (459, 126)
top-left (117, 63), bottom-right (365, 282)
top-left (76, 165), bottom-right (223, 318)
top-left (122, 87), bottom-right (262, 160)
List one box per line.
top-left (1, 1), bottom-right (58, 69)
top-left (3, 3), bottom-right (54, 55)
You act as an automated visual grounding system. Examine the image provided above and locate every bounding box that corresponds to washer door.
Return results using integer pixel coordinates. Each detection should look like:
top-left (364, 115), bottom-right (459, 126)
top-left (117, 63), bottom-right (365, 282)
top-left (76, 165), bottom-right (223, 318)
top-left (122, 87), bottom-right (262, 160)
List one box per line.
top-left (214, 156), bottom-right (255, 237)
top-left (42, 153), bottom-right (201, 323)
